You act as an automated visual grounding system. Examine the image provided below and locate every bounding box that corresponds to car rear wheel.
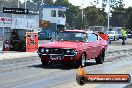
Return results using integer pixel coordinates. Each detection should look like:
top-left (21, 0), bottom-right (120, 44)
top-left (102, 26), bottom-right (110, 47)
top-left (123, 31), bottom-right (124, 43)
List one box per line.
top-left (95, 51), bottom-right (105, 64)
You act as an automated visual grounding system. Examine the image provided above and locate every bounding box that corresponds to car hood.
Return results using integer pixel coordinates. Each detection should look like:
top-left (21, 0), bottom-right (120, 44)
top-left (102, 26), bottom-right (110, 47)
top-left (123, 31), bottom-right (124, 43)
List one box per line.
top-left (39, 40), bottom-right (85, 49)
top-left (108, 34), bottom-right (115, 36)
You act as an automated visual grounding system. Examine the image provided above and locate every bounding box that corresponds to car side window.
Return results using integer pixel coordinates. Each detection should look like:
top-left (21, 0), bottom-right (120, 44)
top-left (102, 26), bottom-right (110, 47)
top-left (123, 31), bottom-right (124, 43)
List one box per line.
top-left (88, 33), bottom-right (98, 42)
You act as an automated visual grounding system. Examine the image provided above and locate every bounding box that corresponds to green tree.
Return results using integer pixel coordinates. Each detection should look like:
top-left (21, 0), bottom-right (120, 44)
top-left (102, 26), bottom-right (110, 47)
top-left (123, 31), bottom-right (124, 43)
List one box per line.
top-left (0, 0), bottom-right (19, 11)
top-left (126, 7), bottom-right (132, 29)
top-left (44, 0), bottom-right (54, 5)
top-left (84, 6), bottom-right (106, 26)
top-left (111, 6), bottom-right (127, 27)
top-left (54, 0), bottom-right (70, 6)
top-left (32, 0), bottom-right (54, 5)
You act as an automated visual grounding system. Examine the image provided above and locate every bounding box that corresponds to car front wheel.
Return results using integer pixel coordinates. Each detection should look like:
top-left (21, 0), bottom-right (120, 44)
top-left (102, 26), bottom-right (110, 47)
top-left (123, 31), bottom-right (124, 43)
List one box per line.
top-left (80, 53), bottom-right (86, 67)
top-left (41, 59), bottom-right (48, 66)
top-left (114, 36), bottom-right (116, 40)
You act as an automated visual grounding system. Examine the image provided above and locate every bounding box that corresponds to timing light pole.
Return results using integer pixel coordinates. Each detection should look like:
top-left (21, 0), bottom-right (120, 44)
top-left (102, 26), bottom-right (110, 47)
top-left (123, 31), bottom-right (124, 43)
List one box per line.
top-left (81, 0), bottom-right (84, 30)
top-left (102, 0), bottom-right (121, 31)
top-left (108, 0), bottom-right (110, 31)
top-left (25, 0), bottom-right (27, 9)
top-left (18, 0), bottom-right (19, 8)
top-left (101, 0), bottom-right (111, 31)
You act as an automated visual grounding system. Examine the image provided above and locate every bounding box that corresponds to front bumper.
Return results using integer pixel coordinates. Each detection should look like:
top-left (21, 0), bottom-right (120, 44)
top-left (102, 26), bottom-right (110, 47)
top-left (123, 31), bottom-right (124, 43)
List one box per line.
top-left (38, 53), bottom-right (78, 63)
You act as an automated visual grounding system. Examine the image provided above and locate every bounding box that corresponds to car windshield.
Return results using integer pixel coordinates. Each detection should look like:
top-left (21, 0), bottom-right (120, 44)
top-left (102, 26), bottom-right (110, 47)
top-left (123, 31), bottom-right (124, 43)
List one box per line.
top-left (118, 31), bottom-right (122, 34)
top-left (107, 31), bottom-right (114, 34)
top-left (56, 31), bottom-right (87, 42)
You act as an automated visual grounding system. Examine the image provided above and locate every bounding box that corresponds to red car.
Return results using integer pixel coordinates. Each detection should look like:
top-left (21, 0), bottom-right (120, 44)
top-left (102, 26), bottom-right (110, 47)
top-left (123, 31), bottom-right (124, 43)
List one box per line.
top-left (38, 30), bottom-right (108, 66)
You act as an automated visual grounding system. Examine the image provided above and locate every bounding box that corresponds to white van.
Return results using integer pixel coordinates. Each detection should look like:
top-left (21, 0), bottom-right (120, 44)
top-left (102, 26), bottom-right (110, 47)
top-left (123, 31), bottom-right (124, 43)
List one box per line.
top-left (105, 31), bottom-right (119, 40)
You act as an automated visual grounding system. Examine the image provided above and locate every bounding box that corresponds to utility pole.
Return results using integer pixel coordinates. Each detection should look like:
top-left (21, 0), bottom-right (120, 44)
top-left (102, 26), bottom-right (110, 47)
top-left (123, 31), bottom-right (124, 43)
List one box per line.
top-left (81, 9), bottom-right (83, 30)
top-left (24, 0), bottom-right (27, 30)
top-left (42, 0), bottom-right (43, 5)
top-left (25, 0), bottom-right (27, 9)
top-left (81, 0), bottom-right (84, 30)
top-left (102, 0), bottom-right (111, 31)
top-left (102, 0), bottom-right (123, 31)
top-left (18, 0), bottom-right (19, 8)
top-left (2, 13), bottom-right (5, 53)
top-left (108, 0), bottom-right (110, 31)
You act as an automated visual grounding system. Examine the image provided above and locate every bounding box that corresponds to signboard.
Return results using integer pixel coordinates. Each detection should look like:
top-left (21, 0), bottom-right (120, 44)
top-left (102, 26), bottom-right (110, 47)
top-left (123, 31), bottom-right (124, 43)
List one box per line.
top-left (26, 32), bottom-right (38, 52)
top-left (27, 19), bottom-right (35, 30)
top-left (0, 17), bottom-right (11, 27)
top-left (11, 18), bottom-right (28, 29)
top-left (11, 18), bottom-right (36, 30)
top-left (3, 7), bottom-right (28, 14)
top-left (39, 20), bottom-right (50, 28)
top-left (11, 14), bottom-right (39, 30)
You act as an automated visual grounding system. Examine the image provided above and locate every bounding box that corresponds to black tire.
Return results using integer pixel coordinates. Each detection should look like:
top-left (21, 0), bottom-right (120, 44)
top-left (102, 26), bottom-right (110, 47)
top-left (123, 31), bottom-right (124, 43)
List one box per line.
top-left (114, 36), bottom-right (115, 41)
top-left (41, 60), bottom-right (48, 66)
top-left (95, 51), bottom-right (105, 64)
top-left (117, 37), bottom-right (120, 40)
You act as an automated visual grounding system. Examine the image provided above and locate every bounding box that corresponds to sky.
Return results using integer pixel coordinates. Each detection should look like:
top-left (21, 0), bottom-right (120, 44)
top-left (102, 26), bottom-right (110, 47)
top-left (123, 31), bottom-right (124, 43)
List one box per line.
top-left (68, 0), bottom-right (132, 8)
top-left (67, 0), bottom-right (132, 12)
top-left (20, 0), bottom-right (132, 12)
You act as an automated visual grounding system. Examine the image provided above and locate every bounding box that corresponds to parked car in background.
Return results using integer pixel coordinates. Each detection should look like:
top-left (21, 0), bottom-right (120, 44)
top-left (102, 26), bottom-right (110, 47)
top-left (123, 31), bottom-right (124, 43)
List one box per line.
top-left (38, 30), bottom-right (108, 67)
top-left (38, 29), bottom-right (55, 40)
top-left (105, 31), bottom-right (119, 40)
top-left (117, 31), bottom-right (122, 39)
top-left (127, 31), bottom-right (132, 38)
top-left (0, 37), bottom-right (2, 41)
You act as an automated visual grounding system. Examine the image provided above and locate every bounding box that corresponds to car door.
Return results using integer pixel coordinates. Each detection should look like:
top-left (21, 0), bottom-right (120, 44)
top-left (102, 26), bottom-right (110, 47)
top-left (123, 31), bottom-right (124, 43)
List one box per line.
top-left (86, 33), bottom-right (97, 59)
top-left (94, 34), bottom-right (102, 57)
top-left (91, 33), bottom-right (101, 58)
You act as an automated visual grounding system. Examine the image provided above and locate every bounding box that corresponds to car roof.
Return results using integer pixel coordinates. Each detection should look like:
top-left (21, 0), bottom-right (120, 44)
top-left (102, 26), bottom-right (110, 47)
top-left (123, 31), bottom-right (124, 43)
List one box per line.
top-left (86, 31), bottom-right (94, 34)
top-left (106, 31), bottom-right (116, 32)
top-left (64, 30), bottom-right (86, 33)
top-left (62, 30), bottom-right (97, 35)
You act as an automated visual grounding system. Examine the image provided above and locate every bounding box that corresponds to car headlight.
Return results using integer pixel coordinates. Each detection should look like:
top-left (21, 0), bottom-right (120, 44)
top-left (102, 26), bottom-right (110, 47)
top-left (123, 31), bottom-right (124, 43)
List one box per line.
top-left (45, 49), bottom-right (49, 52)
top-left (71, 50), bottom-right (77, 55)
top-left (66, 49), bottom-right (71, 53)
top-left (65, 49), bottom-right (77, 55)
top-left (40, 48), bottom-right (45, 53)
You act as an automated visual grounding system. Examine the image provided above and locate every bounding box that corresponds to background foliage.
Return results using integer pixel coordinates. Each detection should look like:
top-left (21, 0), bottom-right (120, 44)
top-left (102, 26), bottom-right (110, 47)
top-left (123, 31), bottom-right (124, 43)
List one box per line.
top-left (0, 0), bottom-right (132, 30)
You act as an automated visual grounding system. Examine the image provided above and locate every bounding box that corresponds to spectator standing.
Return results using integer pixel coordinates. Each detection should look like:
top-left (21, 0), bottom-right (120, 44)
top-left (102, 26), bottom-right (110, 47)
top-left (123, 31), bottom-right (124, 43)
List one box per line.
top-left (121, 28), bottom-right (127, 45)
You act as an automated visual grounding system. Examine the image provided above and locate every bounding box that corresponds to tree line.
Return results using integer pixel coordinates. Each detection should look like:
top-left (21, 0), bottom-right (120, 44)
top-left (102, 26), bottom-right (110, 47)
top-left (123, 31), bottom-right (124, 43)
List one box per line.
top-left (0, 0), bottom-right (132, 30)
